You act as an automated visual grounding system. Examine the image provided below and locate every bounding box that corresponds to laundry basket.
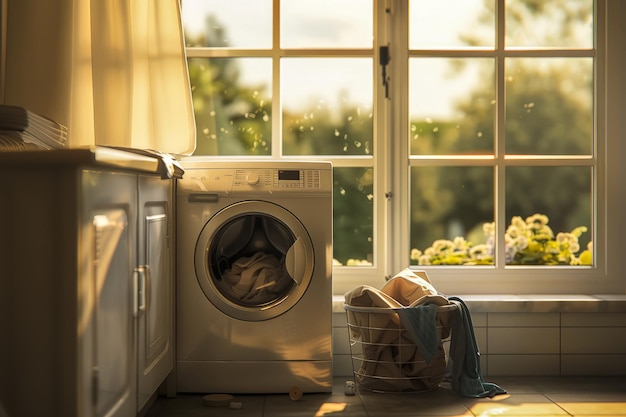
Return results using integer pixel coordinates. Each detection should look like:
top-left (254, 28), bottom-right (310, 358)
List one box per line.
top-left (344, 303), bottom-right (458, 393)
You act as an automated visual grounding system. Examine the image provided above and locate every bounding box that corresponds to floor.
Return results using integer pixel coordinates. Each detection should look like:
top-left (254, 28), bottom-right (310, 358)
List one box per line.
top-left (145, 376), bottom-right (626, 417)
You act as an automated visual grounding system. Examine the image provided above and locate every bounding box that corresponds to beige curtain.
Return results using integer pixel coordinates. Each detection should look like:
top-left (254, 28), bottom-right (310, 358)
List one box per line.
top-left (3, 0), bottom-right (196, 154)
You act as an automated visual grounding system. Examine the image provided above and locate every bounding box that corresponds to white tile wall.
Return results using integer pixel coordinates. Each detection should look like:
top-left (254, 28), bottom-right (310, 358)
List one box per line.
top-left (488, 354), bottom-right (560, 376)
top-left (474, 327), bottom-right (487, 354)
top-left (562, 312), bottom-right (626, 327)
top-left (488, 328), bottom-right (560, 354)
top-left (562, 328), bottom-right (626, 354)
top-left (561, 354), bottom-right (626, 375)
top-left (331, 305), bottom-right (626, 377)
top-left (488, 312), bottom-right (560, 327)
top-left (560, 312), bottom-right (626, 375)
top-left (332, 312), bottom-right (353, 377)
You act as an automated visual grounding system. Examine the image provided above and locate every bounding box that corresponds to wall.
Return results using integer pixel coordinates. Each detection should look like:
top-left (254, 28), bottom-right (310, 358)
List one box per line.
top-left (332, 296), bottom-right (626, 378)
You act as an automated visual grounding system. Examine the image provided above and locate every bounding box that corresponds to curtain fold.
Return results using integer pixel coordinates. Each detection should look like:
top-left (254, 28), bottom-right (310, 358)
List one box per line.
top-left (3, 0), bottom-right (196, 154)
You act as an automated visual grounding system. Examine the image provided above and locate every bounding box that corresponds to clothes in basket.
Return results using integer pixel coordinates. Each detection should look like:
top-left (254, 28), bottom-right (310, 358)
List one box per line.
top-left (344, 268), bottom-right (506, 397)
top-left (344, 269), bottom-right (455, 392)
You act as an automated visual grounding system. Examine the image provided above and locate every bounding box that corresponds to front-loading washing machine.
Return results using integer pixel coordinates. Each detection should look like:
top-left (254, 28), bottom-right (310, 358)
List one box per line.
top-left (176, 160), bottom-right (333, 393)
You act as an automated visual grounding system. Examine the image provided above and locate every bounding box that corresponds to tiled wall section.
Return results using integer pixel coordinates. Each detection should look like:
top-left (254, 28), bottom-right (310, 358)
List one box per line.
top-left (332, 299), bottom-right (626, 377)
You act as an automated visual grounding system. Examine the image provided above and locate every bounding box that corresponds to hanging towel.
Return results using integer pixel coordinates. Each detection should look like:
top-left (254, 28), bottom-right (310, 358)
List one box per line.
top-left (397, 304), bottom-right (439, 364)
top-left (446, 296), bottom-right (507, 398)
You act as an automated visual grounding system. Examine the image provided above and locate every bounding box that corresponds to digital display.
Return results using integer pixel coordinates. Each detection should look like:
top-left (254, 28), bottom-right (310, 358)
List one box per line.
top-left (278, 170), bottom-right (300, 181)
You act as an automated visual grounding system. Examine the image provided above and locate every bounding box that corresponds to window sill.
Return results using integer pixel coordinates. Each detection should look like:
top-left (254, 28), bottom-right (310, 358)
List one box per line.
top-left (333, 294), bottom-right (626, 313)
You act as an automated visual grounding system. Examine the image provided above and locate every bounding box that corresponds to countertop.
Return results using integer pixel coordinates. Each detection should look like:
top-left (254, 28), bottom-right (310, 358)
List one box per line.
top-left (0, 146), bottom-right (183, 178)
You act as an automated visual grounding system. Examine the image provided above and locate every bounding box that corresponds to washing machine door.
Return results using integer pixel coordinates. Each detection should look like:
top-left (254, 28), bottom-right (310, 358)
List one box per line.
top-left (195, 200), bottom-right (315, 321)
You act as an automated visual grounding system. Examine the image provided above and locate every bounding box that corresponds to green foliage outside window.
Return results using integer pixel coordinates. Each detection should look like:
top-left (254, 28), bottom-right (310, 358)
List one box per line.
top-left (411, 213), bottom-right (592, 266)
top-left (184, 0), bottom-right (594, 267)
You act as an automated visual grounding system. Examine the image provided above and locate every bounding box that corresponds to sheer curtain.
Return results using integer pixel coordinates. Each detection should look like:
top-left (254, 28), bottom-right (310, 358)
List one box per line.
top-left (3, 0), bottom-right (195, 154)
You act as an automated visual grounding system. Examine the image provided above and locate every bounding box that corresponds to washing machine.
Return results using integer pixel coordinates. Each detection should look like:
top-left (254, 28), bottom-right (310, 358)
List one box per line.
top-left (176, 160), bottom-right (333, 394)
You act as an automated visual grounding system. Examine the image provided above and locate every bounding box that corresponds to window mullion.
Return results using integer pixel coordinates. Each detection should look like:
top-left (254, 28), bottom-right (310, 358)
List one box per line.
top-left (594, 0), bottom-right (606, 275)
top-left (272, 0), bottom-right (282, 157)
top-left (386, 0), bottom-right (409, 276)
top-left (495, 0), bottom-right (506, 269)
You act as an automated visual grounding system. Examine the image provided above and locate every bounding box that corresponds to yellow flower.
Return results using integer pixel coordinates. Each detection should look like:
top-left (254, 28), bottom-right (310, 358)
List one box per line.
top-left (579, 249), bottom-right (593, 265)
top-left (412, 214), bottom-right (591, 266)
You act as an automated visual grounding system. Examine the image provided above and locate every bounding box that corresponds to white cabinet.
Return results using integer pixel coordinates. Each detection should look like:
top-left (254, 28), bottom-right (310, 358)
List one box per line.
top-left (136, 175), bottom-right (174, 410)
top-left (80, 170), bottom-right (138, 417)
top-left (0, 149), bottom-right (175, 417)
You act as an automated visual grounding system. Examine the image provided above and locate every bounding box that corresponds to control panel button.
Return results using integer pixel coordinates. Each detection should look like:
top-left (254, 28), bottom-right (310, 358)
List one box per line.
top-left (246, 172), bottom-right (260, 185)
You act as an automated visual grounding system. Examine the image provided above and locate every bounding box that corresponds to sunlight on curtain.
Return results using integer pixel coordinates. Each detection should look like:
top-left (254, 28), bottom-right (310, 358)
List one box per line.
top-left (3, 0), bottom-right (196, 154)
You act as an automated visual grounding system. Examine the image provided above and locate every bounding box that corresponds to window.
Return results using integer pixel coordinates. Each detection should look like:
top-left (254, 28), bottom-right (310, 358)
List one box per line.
top-left (403, 0), bottom-right (595, 279)
top-left (182, 0), bottom-right (626, 295)
top-left (182, 0), bottom-right (386, 290)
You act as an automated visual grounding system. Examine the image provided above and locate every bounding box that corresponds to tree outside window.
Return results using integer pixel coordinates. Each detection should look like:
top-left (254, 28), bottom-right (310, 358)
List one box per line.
top-left (182, 0), bottom-right (596, 270)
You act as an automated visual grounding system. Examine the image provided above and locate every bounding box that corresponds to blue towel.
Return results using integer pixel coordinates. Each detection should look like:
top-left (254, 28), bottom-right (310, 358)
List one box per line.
top-left (446, 296), bottom-right (507, 398)
top-left (397, 304), bottom-right (439, 364)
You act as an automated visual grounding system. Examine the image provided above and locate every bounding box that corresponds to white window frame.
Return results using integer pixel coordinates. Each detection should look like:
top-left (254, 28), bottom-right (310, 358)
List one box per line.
top-left (183, 0), bottom-right (626, 296)
top-left (183, 0), bottom-right (389, 294)
top-left (365, 0), bottom-right (625, 297)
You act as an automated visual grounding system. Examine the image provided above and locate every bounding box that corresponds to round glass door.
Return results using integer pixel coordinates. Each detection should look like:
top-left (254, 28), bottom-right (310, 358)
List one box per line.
top-left (194, 200), bottom-right (315, 321)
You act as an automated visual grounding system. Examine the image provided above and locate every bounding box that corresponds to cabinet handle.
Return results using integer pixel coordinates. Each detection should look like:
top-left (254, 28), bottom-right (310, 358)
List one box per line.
top-left (134, 266), bottom-right (147, 315)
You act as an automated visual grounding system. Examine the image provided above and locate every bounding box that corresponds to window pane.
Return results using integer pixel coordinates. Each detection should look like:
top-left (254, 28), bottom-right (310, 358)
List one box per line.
top-left (410, 58), bottom-right (495, 155)
top-left (282, 58), bottom-right (373, 156)
top-left (182, 0), bottom-right (272, 48)
top-left (189, 58), bottom-right (272, 156)
top-left (409, 0), bottom-right (495, 49)
top-left (505, 0), bottom-right (593, 49)
top-left (281, 0), bottom-right (373, 49)
top-left (505, 166), bottom-right (592, 265)
top-left (505, 58), bottom-right (593, 155)
top-left (333, 167), bottom-right (374, 266)
top-left (410, 166), bottom-right (494, 266)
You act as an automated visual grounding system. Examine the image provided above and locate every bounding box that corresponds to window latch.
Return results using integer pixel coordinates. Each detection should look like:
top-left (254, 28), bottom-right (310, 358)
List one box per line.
top-left (379, 45), bottom-right (391, 99)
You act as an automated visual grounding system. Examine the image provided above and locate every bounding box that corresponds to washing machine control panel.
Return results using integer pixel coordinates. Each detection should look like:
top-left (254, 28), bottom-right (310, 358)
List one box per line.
top-left (233, 168), bottom-right (321, 189)
top-left (182, 167), bottom-right (326, 194)
top-left (274, 169), bottom-right (320, 189)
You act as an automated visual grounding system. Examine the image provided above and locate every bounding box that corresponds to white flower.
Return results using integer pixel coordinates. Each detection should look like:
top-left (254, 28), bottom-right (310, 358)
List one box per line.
top-left (505, 233), bottom-right (528, 252)
top-left (418, 254), bottom-right (432, 265)
top-left (346, 259), bottom-right (372, 266)
top-left (482, 222), bottom-right (495, 236)
top-left (453, 236), bottom-right (470, 251)
top-left (511, 216), bottom-right (527, 230)
top-left (556, 232), bottom-right (580, 253)
top-left (526, 213), bottom-right (549, 227)
top-left (431, 239), bottom-right (456, 255)
top-left (469, 244), bottom-right (491, 260)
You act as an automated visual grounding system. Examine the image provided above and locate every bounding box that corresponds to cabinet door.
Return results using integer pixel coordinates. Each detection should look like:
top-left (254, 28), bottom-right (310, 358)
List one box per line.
top-left (80, 170), bottom-right (137, 417)
top-left (137, 176), bottom-right (173, 410)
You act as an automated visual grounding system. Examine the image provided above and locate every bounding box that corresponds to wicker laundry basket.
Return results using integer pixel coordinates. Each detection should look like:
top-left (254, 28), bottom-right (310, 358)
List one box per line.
top-left (344, 303), bottom-right (458, 393)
